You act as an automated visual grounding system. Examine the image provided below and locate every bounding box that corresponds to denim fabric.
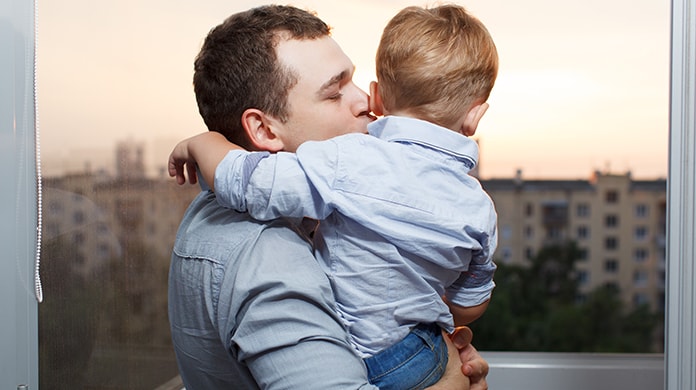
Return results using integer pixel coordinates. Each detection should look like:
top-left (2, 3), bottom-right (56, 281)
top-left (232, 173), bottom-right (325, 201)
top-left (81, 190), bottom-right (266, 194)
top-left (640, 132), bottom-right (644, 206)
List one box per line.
top-left (215, 115), bottom-right (497, 356)
top-left (364, 323), bottom-right (447, 390)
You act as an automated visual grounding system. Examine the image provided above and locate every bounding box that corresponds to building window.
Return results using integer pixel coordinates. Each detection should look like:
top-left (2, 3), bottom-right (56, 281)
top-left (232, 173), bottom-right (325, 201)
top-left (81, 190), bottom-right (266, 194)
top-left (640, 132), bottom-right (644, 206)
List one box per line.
top-left (604, 259), bottom-right (619, 273)
top-left (606, 190), bottom-right (619, 203)
top-left (525, 203), bottom-right (534, 217)
top-left (73, 210), bottom-right (85, 224)
top-left (635, 226), bottom-right (648, 241)
top-left (577, 270), bottom-right (589, 285)
top-left (633, 270), bottom-right (648, 287)
top-left (605, 214), bottom-right (619, 228)
top-left (605, 236), bottom-right (618, 250)
top-left (635, 204), bottom-right (649, 218)
top-left (546, 227), bottom-right (563, 240)
top-left (576, 203), bottom-right (590, 217)
top-left (501, 247), bottom-right (512, 263)
top-left (633, 293), bottom-right (649, 307)
top-left (524, 225), bottom-right (534, 239)
top-left (501, 225), bottom-right (512, 240)
top-left (73, 232), bottom-right (85, 245)
top-left (576, 225), bottom-right (589, 239)
top-left (98, 243), bottom-right (111, 259)
top-left (75, 252), bottom-right (86, 265)
top-left (577, 247), bottom-right (589, 261)
top-left (525, 247), bottom-right (534, 260)
top-left (634, 248), bottom-right (648, 263)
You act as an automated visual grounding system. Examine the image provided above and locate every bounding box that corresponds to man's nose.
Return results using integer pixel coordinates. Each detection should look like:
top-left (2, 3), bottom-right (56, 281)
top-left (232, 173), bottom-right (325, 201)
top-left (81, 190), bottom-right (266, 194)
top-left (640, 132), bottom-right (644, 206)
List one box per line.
top-left (347, 83), bottom-right (369, 115)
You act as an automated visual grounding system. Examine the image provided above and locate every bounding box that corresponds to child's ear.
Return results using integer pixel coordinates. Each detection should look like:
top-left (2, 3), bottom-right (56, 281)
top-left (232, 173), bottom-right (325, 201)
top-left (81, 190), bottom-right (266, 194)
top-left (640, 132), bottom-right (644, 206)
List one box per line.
top-left (241, 108), bottom-right (284, 152)
top-left (369, 81), bottom-right (385, 117)
top-left (460, 102), bottom-right (489, 137)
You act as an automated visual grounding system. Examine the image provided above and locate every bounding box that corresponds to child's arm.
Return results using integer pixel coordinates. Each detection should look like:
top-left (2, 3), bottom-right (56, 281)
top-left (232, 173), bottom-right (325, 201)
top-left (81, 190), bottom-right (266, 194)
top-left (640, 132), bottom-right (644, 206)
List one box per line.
top-left (443, 297), bottom-right (489, 327)
top-left (168, 131), bottom-right (242, 190)
top-left (444, 253), bottom-right (497, 326)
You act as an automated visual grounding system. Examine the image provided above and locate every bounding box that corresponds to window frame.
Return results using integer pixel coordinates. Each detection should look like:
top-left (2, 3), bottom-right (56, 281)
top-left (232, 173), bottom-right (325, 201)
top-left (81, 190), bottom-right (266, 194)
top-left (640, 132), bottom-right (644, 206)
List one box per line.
top-left (3, 0), bottom-right (694, 389)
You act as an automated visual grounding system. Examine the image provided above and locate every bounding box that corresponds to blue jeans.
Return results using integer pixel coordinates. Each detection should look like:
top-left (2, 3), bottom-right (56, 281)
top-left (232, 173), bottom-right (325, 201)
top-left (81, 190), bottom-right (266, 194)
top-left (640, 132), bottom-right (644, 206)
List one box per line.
top-left (364, 323), bottom-right (447, 390)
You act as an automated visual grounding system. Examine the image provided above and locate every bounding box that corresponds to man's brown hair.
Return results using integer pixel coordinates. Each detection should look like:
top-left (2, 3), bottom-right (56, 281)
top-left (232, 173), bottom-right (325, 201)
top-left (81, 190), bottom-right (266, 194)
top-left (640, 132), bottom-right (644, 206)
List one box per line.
top-left (193, 5), bottom-right (330, 148)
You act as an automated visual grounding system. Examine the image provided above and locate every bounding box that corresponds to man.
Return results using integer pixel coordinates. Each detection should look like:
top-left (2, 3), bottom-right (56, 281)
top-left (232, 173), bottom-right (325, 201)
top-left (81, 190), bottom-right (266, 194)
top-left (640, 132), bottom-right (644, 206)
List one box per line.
top-left (168, 5), bottom-right (489, 389)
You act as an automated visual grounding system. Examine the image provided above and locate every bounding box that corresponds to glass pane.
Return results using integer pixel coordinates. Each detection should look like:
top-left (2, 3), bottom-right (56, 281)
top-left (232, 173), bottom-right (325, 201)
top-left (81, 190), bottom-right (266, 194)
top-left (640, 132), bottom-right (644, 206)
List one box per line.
top-left (37, 0), bottom-right (669, 386)
top-left (464, 0), bottom-right (669, 353)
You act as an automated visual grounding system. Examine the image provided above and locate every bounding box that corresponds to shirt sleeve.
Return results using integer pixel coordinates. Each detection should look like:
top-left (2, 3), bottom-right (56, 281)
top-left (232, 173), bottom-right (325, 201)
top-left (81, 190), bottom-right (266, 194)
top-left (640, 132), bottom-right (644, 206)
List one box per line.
top-left (214, 145), bottom-right (338, 220)
top-left (213, 150), bottom-right (269, 212)
top-left (444, 227), bottom-right (498, 307)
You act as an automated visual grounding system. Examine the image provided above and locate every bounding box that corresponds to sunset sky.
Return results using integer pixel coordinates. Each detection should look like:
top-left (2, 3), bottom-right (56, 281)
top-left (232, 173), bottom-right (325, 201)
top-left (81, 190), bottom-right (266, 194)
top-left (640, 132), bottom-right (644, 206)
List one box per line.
top-left (37, 0), bottom-right (671, 179)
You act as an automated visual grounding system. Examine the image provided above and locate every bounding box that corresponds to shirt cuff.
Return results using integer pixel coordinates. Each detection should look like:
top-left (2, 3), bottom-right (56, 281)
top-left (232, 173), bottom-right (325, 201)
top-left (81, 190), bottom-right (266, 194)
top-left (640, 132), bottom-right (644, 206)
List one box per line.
top-left (214, 150), bottom-right (270, 211)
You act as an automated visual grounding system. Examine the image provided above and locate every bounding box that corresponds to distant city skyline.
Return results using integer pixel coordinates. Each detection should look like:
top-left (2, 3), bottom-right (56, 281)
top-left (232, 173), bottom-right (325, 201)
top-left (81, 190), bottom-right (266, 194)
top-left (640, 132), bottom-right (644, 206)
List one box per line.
top-left (37, 0), bottom-right (670, 180)
top-left (40, 136), bottom-right (668, 181)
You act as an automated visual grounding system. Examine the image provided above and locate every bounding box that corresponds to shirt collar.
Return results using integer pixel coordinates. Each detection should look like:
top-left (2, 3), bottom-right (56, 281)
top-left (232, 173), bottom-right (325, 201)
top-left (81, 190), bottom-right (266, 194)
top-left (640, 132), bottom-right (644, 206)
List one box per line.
top-left (367, 116), bottom-right (479, 167)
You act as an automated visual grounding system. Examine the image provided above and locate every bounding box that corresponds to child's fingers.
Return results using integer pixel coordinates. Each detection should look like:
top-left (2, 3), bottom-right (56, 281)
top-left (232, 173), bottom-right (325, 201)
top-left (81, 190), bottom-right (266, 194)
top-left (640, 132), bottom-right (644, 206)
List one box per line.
top-left (187, 161), bottom-right (198, 185)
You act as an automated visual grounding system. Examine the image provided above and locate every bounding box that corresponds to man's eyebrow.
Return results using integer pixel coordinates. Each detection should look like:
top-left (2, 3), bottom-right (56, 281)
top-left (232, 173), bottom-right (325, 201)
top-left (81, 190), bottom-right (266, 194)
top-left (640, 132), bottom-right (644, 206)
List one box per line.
top-left (316, 67), bottom-right (355, 96)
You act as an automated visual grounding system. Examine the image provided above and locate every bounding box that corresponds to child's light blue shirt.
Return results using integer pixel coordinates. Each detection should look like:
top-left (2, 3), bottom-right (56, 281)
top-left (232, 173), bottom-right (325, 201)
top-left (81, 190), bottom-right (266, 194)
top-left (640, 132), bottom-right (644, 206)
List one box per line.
top-left (215, 116), bottom-right (498, 357)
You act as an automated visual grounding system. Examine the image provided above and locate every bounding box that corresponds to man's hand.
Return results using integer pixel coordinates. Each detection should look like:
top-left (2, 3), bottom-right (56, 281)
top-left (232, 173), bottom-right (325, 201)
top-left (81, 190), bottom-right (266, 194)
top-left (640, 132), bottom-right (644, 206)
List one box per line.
top-left (451, 327), bottom-right (489, 390)
top-left (426, 332), bottom-right (470, 390)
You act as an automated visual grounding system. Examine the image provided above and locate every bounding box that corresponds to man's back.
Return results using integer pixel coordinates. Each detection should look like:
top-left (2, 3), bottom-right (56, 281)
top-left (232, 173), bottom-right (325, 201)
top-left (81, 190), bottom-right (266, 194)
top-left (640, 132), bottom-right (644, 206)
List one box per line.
top-left (168, 190), bottom-right (375, 389)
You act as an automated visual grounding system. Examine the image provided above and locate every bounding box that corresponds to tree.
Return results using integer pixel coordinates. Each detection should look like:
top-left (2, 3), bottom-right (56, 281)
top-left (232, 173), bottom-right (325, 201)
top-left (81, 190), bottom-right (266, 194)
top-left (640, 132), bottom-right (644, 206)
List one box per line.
top-left (470, 242), bottom-right (660, 352)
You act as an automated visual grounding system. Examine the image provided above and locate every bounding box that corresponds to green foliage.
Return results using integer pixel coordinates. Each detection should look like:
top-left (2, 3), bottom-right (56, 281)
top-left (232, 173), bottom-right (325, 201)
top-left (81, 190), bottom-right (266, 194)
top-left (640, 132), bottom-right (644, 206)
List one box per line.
top-left (470, 242), bottom-right (661, 353)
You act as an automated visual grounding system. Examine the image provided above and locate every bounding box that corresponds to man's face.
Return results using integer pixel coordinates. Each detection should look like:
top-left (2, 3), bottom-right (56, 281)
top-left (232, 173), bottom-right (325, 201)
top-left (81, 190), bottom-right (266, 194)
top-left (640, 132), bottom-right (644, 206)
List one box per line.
top-left (273, 36), bottom-right (375, 152)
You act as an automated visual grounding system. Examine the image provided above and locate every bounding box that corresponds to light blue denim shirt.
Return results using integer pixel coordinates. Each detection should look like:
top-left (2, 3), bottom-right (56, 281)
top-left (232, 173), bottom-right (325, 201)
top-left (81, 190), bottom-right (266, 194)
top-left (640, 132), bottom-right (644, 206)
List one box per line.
top-left (215, 116), bottom-right (498, 357)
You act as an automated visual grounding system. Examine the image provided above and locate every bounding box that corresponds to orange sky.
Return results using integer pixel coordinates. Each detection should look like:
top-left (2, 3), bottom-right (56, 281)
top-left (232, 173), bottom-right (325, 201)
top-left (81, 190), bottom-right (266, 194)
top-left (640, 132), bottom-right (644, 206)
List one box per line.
top-left (37, 0), bottom-right (670, 179)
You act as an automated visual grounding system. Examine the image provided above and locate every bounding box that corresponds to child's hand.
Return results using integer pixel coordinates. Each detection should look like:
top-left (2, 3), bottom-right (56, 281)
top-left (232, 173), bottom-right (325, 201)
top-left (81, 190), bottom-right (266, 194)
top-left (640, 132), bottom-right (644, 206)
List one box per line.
top-left (168, 131), bottom-right (238, 188)
top-left (168, 137), bottom-right (200, 185)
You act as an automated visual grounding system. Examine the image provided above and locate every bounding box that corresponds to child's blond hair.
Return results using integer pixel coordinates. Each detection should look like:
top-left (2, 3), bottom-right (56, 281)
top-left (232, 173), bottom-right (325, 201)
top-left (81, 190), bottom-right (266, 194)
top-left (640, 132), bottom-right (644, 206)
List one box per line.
top-left (376, 4), bottom-right (498, 129)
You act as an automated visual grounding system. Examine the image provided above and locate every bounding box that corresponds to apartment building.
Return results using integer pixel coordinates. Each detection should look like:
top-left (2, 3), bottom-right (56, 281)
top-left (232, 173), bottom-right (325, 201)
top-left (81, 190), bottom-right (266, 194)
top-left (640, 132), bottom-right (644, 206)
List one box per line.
top-left (482, 170), bottom-right (667, 312)
top-left (43, 140), bottom-right (200, 262)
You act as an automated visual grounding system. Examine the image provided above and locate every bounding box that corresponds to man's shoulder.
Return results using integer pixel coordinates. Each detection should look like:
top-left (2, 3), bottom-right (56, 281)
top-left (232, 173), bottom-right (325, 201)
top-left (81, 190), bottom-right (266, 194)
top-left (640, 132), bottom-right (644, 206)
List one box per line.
top-left (173, 191), bottom-right (307, 260)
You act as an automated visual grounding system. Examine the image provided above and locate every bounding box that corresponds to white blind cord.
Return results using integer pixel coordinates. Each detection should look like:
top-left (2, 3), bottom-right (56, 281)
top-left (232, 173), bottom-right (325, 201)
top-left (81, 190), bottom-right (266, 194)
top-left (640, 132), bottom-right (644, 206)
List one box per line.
top-left (33, 0), bottom-right (43, 303)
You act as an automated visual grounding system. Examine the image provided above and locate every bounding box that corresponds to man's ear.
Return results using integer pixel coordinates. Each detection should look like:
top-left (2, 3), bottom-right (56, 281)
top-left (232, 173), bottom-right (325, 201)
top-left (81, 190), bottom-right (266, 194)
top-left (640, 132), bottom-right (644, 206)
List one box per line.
top-left (460, 102), bottom-right (489, 137)
top-left (369, 81), bottom-right (385, 117)
top-left (241, 108), bottom-right (284, 152)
